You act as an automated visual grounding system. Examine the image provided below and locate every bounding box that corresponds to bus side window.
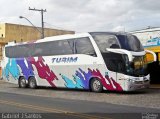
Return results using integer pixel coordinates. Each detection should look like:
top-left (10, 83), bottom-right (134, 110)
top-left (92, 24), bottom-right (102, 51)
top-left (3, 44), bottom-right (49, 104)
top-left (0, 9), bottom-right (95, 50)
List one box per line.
top-left (5, 44), bottom-right (32, 58)
top-left (93, 35), bottom-right (120, 52)
top-left (75, 37), bottom-right (97, 57)
top-left (32, 40), bottom-right (73, 56)
top-left (67, 39), bottom-right (75, 54)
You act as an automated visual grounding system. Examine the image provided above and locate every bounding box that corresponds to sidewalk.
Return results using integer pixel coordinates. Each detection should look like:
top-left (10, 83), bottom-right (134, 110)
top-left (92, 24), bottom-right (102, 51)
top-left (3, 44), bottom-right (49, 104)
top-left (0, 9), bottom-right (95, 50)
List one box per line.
top-left (0, 79), bottom-right (5, 84)
top-left (150, 84), bottom-right (160, 89)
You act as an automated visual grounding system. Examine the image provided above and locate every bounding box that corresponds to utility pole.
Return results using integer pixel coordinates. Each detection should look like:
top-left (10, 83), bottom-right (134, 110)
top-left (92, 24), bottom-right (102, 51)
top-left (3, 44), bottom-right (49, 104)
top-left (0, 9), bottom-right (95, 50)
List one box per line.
top-left (29, 7), bottom-right (47, 39)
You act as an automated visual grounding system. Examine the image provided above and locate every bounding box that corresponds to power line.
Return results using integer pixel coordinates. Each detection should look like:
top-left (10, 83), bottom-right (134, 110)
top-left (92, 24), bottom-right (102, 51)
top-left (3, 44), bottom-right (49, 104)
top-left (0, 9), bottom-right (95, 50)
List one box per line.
top-left (44, 22), bottom-right (70, 31)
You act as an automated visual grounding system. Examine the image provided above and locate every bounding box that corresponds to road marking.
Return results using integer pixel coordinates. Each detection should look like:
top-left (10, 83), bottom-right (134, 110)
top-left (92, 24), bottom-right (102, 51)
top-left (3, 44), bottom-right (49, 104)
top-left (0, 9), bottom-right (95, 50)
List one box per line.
top-left (0, 99), bottom-right (111, 119)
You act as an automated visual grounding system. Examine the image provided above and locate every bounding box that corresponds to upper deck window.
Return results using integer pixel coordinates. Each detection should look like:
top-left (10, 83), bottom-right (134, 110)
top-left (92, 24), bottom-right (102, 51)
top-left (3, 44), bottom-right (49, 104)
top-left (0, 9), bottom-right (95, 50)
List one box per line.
top-left (117, 35), bottom-right (144, 52)
top-left (92, 34), bottom-right (120, 53)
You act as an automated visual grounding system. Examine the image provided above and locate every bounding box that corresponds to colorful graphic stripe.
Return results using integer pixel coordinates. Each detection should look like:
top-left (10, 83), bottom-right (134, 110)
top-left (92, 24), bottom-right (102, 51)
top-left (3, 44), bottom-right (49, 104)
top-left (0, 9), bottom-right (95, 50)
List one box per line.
top-left (4, 57), bottom-right (123, 91)
top-left (4, 57), bottom-right (58, 87)
top-left (61, 68), bottom-right (123, 91)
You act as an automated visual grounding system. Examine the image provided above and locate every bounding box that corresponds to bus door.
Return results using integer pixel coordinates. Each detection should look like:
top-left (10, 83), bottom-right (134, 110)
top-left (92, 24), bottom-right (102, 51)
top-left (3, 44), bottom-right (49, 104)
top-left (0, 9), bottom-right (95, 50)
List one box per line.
top-left (101, 52), bottom-right (120, 81)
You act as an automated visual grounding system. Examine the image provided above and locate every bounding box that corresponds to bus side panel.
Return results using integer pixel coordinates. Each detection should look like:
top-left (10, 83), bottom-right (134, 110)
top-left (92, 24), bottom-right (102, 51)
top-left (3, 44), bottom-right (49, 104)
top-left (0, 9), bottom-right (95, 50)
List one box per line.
top-left (49, 55), bottom-right (123, 91)
top-left (2, 55), bottom-right (124, 91)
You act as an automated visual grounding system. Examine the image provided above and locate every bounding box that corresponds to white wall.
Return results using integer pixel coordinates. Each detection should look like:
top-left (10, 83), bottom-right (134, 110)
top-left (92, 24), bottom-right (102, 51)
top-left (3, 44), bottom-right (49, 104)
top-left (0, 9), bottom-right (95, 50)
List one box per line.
top-left (131, 28), bottom-right (160, 45)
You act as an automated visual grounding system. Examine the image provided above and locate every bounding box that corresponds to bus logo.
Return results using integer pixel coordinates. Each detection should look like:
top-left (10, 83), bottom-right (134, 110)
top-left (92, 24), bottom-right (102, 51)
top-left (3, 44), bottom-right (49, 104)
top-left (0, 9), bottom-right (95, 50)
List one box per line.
top-left (52, 57), bottom-right (78, 63)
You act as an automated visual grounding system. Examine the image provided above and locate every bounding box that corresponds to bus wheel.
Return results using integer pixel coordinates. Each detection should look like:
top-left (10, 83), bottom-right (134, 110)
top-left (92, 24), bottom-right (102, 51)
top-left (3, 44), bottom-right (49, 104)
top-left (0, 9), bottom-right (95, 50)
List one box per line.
top-left (90, 78), bottom-right (103, 92)
top-left (19, 77), bottom-right (27, 88)
top-left (28, 77), bottom-right (37, 89)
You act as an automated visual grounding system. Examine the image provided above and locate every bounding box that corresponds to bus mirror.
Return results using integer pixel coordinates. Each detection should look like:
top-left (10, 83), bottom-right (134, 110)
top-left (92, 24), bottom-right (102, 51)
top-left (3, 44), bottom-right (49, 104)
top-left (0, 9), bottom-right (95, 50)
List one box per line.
top-left (145, 50), bottom-right (156, 63)
top-left (106, 48), bottom-right (133, 62)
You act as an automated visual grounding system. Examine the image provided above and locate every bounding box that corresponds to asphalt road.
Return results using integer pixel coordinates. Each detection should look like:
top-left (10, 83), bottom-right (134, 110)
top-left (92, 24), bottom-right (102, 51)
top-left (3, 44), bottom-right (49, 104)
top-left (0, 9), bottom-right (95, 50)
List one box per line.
top-left (0, 80), bottom-right (160, 119)
top-left (0, 92), bottom-right (159, 119)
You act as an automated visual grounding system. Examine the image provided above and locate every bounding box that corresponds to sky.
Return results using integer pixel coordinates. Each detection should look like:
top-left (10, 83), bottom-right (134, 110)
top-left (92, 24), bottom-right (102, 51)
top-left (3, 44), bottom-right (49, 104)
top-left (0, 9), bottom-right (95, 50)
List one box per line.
top-left (0, 0), bottom-right (160, 32)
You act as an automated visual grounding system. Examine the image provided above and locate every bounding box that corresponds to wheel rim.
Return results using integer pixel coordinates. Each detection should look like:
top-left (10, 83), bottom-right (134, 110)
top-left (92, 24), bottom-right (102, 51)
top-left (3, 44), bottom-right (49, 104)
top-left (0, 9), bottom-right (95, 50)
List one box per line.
top-left (30, 79), bottom-right (35, 88)
top-left (20, 78), bottom-right (26, 87)
top-left (93, 80), bottom-right (101, 91)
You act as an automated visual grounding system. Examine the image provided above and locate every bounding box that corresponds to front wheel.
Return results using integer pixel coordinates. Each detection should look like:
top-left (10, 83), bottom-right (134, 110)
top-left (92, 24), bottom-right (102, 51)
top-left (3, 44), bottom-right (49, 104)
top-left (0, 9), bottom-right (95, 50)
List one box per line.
top-left (90, 78), bottom-right (103, 93)
top-left (18, 77), bottom-right (27, 88)
top-left (28, 77), bottom-right (37, 89)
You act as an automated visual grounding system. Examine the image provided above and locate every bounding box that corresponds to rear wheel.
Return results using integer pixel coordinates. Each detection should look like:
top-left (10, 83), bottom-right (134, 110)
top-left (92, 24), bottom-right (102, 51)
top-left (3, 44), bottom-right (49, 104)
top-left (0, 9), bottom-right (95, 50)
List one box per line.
top-left (18, 77), bottom-right (27, 88)
top-left (28, 77), bottom-right (37, 89)
top-left (90, 78), bottom-right (103, 92)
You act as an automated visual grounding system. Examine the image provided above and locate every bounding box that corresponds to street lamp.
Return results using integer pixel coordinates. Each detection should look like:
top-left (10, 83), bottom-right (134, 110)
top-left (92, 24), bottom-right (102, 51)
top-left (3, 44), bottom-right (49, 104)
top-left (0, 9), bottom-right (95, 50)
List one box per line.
top-left (19, 16), bottom-right (43, 39)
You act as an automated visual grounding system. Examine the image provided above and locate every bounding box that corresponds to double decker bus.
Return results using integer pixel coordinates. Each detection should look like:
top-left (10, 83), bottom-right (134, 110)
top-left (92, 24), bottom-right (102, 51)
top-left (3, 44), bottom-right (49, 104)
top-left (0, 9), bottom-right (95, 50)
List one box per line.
top-left (1, 32), bottom-right (154, 92)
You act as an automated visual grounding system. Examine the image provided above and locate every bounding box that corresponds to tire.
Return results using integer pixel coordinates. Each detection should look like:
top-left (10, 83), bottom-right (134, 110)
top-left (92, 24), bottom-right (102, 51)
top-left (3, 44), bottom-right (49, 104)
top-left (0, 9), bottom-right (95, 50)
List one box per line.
top-left (90, 78), bottom-right (103, 92)
top-left (18, 77), bottom-right (27, 88)
top-left (28, 77), bottom-right (37, 89)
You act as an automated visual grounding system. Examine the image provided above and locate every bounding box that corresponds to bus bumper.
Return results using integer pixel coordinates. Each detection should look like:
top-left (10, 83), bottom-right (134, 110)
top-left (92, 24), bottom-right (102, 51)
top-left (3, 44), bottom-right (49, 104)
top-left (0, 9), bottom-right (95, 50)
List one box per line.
top-left (124, 75), bottom-right (150, 91)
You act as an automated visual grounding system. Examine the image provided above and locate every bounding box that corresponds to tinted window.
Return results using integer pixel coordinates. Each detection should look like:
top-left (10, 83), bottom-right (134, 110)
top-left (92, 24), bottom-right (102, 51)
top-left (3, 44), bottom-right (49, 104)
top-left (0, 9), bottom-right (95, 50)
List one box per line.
top-left (117, 35), bottom-right (144, 52)
top-left (67, 39), bottom-right (74, 53)
top-left (93, 35), bottom-right (120, 52)
top-left (5, 44), bottom-right (33, 58)
top-left (32, 40), bottom-right (72, 56)
top-left (6, 40), bottom-right (73, 58)
top-left (75, 37), bottom-right (96, 56)
top-left (102, 53), bottom-right (126, 73)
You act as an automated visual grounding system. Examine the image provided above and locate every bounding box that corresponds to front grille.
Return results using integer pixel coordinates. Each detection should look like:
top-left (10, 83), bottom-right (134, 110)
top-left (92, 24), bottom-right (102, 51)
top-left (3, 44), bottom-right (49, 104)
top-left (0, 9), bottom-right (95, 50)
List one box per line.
top-left (135, 81), bottom-right (144, 84)
top-left (135, 80), bottom-right (149, 84)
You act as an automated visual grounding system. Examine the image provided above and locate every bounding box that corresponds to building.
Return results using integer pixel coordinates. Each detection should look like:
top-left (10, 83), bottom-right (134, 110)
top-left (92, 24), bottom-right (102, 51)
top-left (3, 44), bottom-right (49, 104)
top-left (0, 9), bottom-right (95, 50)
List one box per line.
top-left (131, 27), bottom-right (160, 45)
top-left (0, 23), bottom-right (75, 59)
top-left (132, 27), bottom-right (160, 84)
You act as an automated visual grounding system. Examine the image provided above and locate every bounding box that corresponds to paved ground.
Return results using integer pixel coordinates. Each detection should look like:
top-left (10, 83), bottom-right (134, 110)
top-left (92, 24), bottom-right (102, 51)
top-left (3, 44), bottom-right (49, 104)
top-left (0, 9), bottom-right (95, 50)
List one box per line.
top-left (0, 80), bottom-right (160, 110)
top-left (0, 92), bottom-right (160, 119)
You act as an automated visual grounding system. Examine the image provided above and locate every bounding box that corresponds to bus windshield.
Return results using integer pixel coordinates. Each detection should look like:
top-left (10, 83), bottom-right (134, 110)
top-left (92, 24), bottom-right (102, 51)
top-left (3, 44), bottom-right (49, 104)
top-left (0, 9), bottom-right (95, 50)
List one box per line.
top-left (91, 33), bottom-right (148, 77)
top-left (117, 35), bottom-right (144, 52)
top-left (98, 53), bottom-right (148, 77)
top-left (125, 56), bottom-right (148, 77)
top-left (91, 33), bottom-right (144, 52)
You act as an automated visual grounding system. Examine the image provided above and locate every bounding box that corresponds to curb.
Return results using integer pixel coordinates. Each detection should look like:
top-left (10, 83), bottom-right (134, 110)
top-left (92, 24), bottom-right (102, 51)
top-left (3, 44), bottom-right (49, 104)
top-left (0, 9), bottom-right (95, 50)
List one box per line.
top-left (150, 84), bottom-right (160, 89)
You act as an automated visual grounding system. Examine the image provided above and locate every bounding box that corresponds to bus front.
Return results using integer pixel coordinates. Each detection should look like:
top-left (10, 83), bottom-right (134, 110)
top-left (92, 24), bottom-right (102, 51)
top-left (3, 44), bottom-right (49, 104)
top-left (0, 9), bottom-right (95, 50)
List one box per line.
top-left (91, 32), bottom-right (150, 91)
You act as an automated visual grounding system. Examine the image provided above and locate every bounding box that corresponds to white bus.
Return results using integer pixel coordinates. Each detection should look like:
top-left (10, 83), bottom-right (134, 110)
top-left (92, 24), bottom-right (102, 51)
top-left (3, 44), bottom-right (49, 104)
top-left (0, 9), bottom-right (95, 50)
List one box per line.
top-left (2, 32), bottom-right (154, 92)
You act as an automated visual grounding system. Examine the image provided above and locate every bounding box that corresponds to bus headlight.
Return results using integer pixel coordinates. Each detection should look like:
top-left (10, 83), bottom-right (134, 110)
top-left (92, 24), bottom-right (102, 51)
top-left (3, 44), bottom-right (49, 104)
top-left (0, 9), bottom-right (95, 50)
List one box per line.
top-left (127, 79), bottom-right (135, 83)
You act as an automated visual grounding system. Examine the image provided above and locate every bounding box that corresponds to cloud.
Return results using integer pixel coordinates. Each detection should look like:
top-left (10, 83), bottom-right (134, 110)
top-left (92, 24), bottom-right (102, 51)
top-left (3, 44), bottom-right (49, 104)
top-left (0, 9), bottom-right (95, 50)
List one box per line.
top-left (112, 26), bottom-right (125, 32)
top-left (0, 0), bottom-right (160, 32)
